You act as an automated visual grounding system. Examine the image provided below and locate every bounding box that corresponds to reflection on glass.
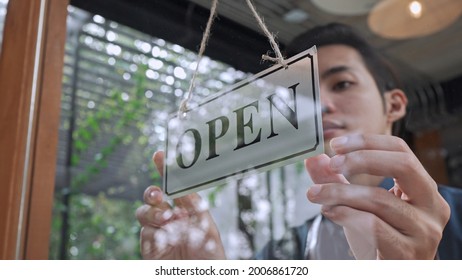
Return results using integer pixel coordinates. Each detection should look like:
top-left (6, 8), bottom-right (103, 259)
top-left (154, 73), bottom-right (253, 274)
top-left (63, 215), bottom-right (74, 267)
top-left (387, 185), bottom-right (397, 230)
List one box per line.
top-left (51, 5), bottom-right (314, 260)
top-left (0, 0), bottom-right (9, 54)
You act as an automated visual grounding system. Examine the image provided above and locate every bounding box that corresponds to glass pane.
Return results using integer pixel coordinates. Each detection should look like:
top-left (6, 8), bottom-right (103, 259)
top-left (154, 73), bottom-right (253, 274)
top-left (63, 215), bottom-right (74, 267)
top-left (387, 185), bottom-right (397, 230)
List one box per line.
top-left (0, 0), bottom-right (9, 53)
top-left (51, 0), bottom-right (462, 260)
top-left (51, 4), bottom-right (315, 260)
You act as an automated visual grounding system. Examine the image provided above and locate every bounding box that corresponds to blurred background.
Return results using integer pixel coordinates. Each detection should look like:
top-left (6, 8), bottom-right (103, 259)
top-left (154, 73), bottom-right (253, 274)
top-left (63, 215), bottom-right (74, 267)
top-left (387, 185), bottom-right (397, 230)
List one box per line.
top-left (1, 0), bottom-right (461, 259)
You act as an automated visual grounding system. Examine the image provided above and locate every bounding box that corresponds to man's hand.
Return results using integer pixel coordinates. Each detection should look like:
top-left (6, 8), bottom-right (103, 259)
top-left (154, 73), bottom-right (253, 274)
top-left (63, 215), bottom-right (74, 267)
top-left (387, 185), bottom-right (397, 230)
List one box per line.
top-left (305, 134), bottom-right (450, 259)
top-left (136, 151), bottom-right (226, 259)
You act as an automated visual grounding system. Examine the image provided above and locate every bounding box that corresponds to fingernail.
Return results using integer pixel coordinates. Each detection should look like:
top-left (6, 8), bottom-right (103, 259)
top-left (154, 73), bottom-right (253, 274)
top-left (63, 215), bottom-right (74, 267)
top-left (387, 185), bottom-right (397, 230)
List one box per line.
top-left (149, 190), bottom-right (159, 201)
top-left (330, 155), bottom-right (345, 170)
top-left (330, 136), bottom-right (348, 149)
top-left (309, 184), bottom-right (322, 196)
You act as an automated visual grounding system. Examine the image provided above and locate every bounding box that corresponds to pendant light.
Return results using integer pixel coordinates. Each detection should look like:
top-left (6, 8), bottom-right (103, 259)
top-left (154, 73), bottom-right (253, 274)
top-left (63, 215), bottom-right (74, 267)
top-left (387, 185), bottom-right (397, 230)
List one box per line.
top-left (368, 0), bottom-right (462, 39)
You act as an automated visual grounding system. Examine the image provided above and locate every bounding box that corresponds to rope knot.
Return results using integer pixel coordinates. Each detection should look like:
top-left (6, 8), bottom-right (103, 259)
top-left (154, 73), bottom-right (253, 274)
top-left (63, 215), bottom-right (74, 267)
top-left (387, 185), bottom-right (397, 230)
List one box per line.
top-left (178, 99), bottom-right (190, 119)
top-left (261, 54), bottom-right (288, 69)
top-left (177, 0), bottom-right (287, 119)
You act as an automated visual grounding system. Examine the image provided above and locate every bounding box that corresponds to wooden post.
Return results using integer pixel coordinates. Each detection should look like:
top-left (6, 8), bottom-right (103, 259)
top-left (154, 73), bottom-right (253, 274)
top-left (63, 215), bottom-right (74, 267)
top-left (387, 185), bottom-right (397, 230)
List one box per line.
top-left (0, 0), bottom-right (69, 259)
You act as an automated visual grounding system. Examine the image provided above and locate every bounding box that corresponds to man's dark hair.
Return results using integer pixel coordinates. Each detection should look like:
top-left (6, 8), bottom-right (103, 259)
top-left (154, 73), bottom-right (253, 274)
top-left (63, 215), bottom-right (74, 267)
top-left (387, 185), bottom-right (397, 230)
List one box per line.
top-left (286, 22), bottom-right (401, 95)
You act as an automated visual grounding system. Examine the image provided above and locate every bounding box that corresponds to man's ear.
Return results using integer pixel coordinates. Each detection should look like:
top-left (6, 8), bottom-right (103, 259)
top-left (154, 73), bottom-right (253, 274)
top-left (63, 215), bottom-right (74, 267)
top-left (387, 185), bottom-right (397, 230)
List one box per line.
top-left (384, 89), bottom-right (408, 123)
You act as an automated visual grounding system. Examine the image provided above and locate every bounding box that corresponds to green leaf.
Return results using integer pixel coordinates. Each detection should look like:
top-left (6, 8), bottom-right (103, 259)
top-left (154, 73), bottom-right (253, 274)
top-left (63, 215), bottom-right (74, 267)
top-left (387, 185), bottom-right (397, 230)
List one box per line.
top-left (71, 154), bottom-right (80, 166)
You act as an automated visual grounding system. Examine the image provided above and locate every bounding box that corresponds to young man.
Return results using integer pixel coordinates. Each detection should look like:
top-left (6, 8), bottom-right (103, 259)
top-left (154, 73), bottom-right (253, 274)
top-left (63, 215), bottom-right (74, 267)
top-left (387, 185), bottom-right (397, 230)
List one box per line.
top-left (136, 23), bottom-right (462, 259)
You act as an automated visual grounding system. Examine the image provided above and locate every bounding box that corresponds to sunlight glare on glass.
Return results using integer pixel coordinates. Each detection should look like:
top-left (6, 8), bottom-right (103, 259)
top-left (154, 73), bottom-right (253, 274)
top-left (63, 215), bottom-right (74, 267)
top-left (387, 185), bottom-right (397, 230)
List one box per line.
top-left (145, 90), bottom-right (153, 99)
top-left (129, 63), bottom-right (138, 72)
top-left (108, 57), bottom-right (116, 65)
top-left (172, 44), bottom-right (184, 53)
top-left (69, 246), bottom-right (79, 257)
top-left (121, 92), bottom-right (130, 101)
top-left (148, 58), bottom-right (163, 70)
top-left (106, 30), bottom-right (117, 42)
top-left (84, 23), bottom-right (105, 37)
top-left (409, 1), bottom-right (423, 18)
top-left (93, 14), bottom-right (105, 24)
top-left (146, 69), bottom-right (159, 79)
top-left (106, 43), bottom-right (122, 56)
top-left (122, 72), bottom-right (131, 80)
top-left (160, 85), bottom-right (172, 93)
top-left (173, 66), bottom-right (187, 79)
top-left (135, 40), bottom-right (151, 53)
top-left (175, 89), bottom-right (183, 97)
top-left (165, 76), bottom-right (175, 85)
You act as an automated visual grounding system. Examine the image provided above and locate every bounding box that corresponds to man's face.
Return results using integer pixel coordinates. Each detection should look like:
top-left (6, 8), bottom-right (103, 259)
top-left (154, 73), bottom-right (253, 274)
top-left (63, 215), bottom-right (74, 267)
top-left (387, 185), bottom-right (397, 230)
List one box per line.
top-left (317, 44), bottom-right (391, 156)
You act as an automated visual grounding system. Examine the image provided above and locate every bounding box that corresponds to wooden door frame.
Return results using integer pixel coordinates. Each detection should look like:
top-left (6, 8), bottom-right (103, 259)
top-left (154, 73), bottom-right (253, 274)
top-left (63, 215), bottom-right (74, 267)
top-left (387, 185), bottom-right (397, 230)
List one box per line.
top-left (0, 0), bottom-right (69, 259)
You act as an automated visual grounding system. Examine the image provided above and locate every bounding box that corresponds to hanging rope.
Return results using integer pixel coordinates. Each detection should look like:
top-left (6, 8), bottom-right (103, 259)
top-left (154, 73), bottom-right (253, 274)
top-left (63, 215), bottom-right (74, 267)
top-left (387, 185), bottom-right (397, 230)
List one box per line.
top-left (178, 0), bottom-right (219, 117)
top-left (244, 0), bottom-right (287, 69)
top-left (178, 0), bottom-right (287, 117)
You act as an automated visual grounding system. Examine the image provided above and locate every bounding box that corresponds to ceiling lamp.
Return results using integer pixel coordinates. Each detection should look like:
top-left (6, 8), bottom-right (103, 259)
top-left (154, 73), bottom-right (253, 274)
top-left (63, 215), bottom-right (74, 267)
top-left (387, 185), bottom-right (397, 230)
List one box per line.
top-left (368, 0), bottom-right (462, 39)
top-left (312, 0), bottom-right (381, 16)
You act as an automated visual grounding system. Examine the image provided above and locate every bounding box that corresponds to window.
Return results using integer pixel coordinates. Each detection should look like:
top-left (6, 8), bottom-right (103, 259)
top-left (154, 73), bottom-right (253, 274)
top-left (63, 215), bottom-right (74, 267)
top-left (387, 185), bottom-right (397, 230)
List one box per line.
top-left (51, 5), bottom-right (311, 259)
top-left (45, 0), bottom-right (462, 260)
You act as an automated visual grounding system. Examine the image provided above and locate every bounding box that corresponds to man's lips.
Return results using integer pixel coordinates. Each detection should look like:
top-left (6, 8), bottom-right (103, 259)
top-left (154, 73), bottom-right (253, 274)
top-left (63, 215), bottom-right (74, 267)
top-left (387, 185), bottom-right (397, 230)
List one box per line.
top-left (323, 120), bottom-right (345, 130)
top-left (322, 120), bottom-right (345, 138)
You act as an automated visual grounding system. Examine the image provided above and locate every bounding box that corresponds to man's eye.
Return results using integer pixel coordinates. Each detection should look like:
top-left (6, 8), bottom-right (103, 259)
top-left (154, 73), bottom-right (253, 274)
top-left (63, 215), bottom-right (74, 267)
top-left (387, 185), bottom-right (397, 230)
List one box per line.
top-left (333, 81), bottom-right (353, 91)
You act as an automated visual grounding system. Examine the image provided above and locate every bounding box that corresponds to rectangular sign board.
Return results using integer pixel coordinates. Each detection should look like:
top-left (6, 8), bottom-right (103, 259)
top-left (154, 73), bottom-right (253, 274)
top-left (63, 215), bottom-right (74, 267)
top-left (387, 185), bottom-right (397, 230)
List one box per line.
top-left (164, 47), bottom-right (323, 198)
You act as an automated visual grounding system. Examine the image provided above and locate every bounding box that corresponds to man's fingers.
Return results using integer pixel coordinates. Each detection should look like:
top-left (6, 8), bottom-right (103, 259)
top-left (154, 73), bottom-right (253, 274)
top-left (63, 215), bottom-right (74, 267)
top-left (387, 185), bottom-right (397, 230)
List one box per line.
top-left (140, 226), bottom-right (159, 258)
top-left (138, 185), bottom-right (190, 227)
top-left (151, 151), bottom-right (208, 214)
top-left (328, 134), bottom-right (436, 204)
top-left (309, 183), bottom-right (420, 234)
top-left (330, 134), bottom-right (411, 155)
top-left (321, 205), bottom-right (376, 260)
top-left (305, 154), bottom-right (349, 184)
top-left (153, 151), bottom-right (164, 175)
top-left (305, 154), bottom-right (349, 202)
top-left (174, 192), bottom-right (209, 215)
top-left (329, 150), bottom-right (436, 204)
top-left (322, 205), bottom-right (417, 259)
top-left (136, 204), bottom-right (168, 227)
top-left (143, 186), bottom-right (164, 205)
top-left (136, 203), bottom-right (187, 227)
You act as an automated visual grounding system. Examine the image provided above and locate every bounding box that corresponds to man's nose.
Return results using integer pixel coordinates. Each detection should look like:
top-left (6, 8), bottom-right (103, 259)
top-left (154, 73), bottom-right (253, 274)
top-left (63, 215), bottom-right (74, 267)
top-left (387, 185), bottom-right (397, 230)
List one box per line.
top-left (320, 94), bottom-right (335, 114)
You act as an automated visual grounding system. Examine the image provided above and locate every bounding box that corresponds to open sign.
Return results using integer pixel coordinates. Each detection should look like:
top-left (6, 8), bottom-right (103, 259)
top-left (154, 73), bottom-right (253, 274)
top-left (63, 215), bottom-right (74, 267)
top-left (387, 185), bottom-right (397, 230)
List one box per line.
top-left (164, 47), bottom-right (323, 198)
